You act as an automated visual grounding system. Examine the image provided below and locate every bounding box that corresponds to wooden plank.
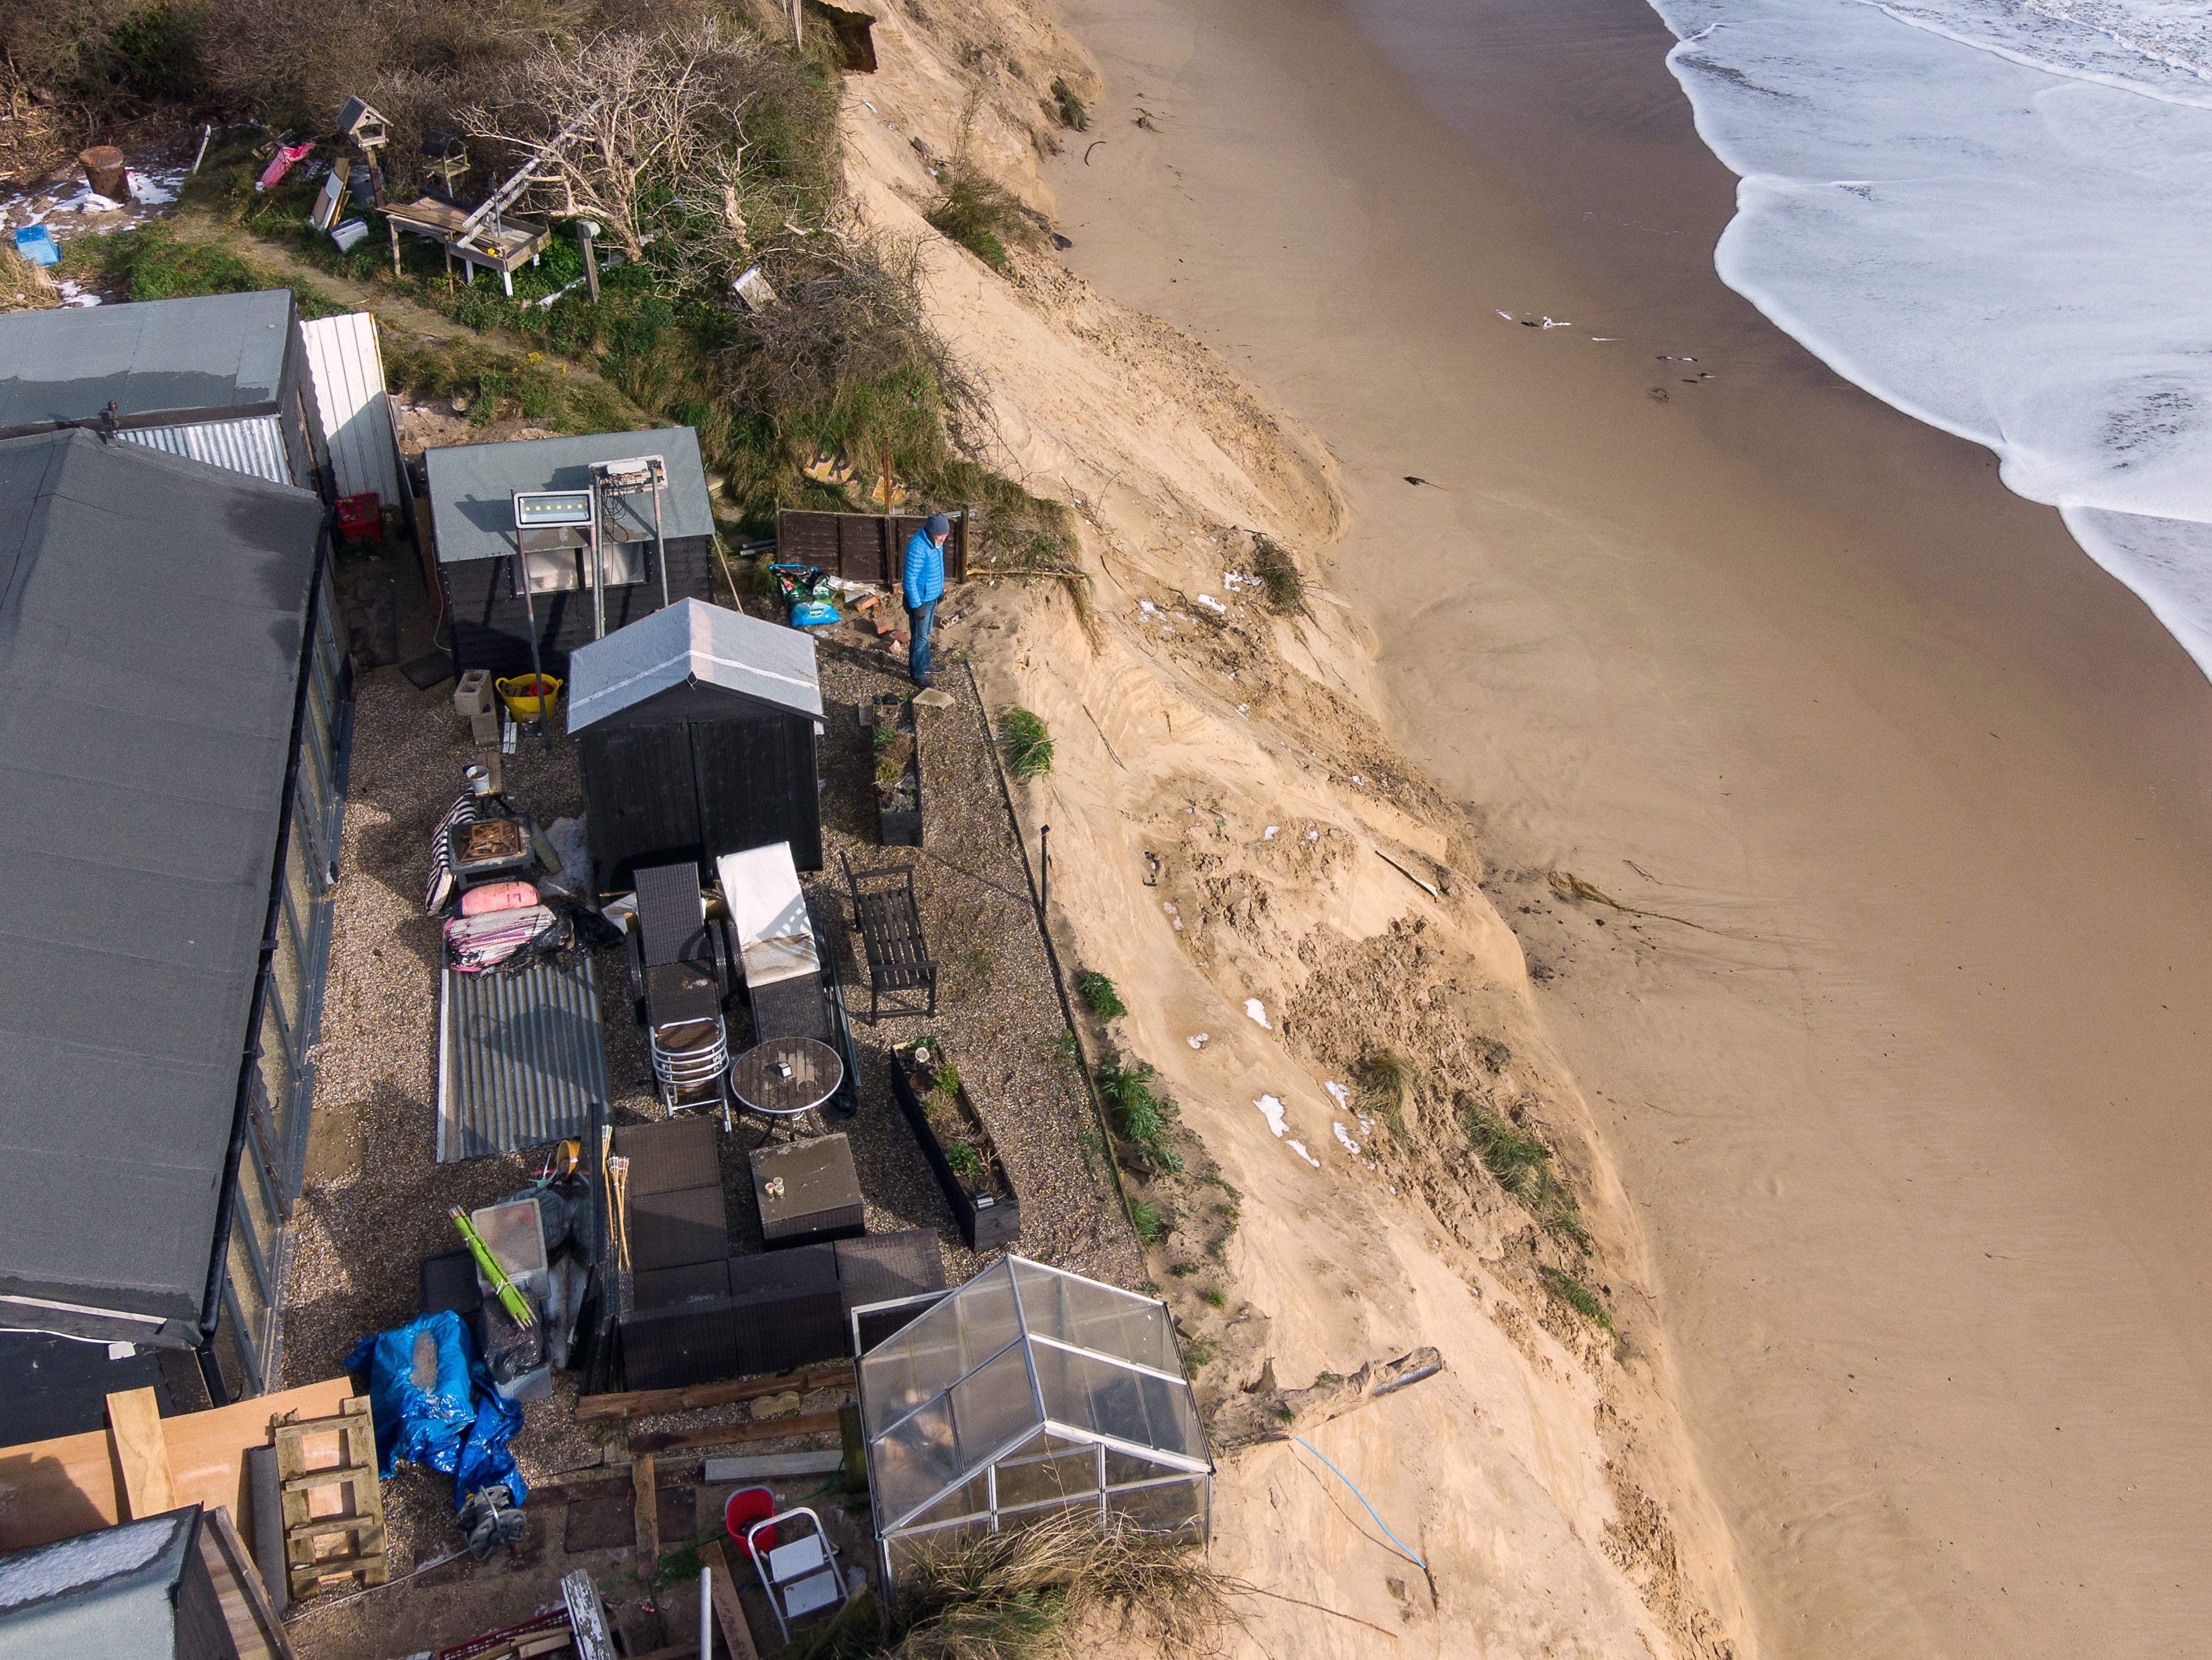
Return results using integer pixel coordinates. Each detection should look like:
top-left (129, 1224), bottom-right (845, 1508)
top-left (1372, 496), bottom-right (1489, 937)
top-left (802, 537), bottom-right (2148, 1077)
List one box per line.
top-left (632, 1453), bottom-right (658, 1579)
top-left (575, 1362), bottom-right (855, 1425)
top-left (701, 1451), bottom-right (843, 1483)
top-left (629, 1412), bottom-right (844, 1457)
top-left (202, 1503), bottom-right (296, 1660)
top-left (697, 1540), bottom-right (760, 1660)
top-left (106, 1387), bottom-right (176, 1520)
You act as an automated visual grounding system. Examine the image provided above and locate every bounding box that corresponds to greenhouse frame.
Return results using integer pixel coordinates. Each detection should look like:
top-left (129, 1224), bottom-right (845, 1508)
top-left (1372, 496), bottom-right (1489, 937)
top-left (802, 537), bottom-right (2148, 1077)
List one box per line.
top-left (856, 1256), bottom-right (1214, 1583)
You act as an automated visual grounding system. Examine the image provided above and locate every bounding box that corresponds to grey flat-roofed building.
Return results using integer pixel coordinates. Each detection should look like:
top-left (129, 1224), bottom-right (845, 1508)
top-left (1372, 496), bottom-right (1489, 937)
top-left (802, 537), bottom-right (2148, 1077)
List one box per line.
top-left (0, 430), bottom-right (349, 1402)
top-left (424, 427), bottom-right (719, 677)
top-left (0, 290), bottom-right (328, 492)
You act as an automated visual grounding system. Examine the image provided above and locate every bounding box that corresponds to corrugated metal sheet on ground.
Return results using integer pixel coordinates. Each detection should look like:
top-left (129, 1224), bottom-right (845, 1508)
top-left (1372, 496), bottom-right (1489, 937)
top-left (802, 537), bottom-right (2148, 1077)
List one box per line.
top-left (301, 312), bottom-right (402, 506)
top-left (437, 954), bottom-right (611, 1162)
top-left (118, 414), bottom-right (288, 485)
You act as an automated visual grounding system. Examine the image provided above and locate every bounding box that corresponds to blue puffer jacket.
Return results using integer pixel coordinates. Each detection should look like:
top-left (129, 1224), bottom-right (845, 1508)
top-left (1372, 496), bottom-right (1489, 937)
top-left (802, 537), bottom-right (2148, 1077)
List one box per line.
top-left (902, 527), bottom-right (945, 607)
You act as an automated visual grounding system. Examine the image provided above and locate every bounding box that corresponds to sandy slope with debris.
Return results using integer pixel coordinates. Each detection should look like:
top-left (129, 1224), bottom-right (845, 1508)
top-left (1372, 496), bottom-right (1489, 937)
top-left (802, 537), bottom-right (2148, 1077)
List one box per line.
top-left (831, 10), bottom-right (1748, 1655)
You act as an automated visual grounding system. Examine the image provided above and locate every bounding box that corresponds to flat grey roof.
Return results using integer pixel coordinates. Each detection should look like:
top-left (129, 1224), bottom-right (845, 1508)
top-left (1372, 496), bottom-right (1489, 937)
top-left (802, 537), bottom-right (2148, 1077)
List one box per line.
top-left (0, 1506), bottom-right (200, 1655)
top-left (0, 290), bottom-right (294, 437)
top-left (567, 597), bottom-right (822, 731)
top-left (0, 430), bottom-right (321, 1338)
top-left (423, 427), bottom-right (715, 564)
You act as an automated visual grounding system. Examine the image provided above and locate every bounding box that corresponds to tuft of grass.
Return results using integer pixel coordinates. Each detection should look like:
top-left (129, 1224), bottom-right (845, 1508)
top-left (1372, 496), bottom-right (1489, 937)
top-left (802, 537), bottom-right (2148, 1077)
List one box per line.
top-left (1181, 1339), bottom-right (1216, 1371)
top-left (1095, 1057), bottom-right (1184, 1174)
top-left (1077, 970), bottom-right (1126, 1020)
top-left (0, 246), bottom-right (59, 314)
top-left (1169, 1263), bottom-right (1199, 1278)
top-left (1199, 1288), bottom-right (1226, 1310)
top-left (1129, 1199), bottom-right (1164, 1244)
top-left (1251, 535), bottom-right (1304, 615)
top-left (1467, 1103), bottom-right (1593, 1251)
top-left (925, 161), bottom-right (1043, 273)
top-left (1358, 1049), bottom-right (1413, 1140)
top-left (1050, 78), bottom-right (1089, 131)
top-left (887, 1507), bottom-right (1238, 1659)
top-left (61, 224), bottom-right (347, 319)
top-left (1000, 707), bottom-right (1055, 779)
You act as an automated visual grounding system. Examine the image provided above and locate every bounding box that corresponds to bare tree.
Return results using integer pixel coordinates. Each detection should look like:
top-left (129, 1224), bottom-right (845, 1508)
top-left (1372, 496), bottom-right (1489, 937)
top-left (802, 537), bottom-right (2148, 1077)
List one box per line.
top-left (458, 22), bottom-right (776, 263)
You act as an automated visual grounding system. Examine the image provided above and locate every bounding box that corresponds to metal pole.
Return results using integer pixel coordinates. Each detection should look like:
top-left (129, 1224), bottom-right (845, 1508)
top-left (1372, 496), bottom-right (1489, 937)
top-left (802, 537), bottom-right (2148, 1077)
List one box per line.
top-left (578, 221), bottom-right (601, 303)
top-left (652, 468), bottom-right (669, 609)
top-left (515, 539), bottom-right (552, 751)
top-left (588, 488), bottom-right (606, 641)
top-left (1039, 824), bottom-right (1050, 924)
top-left (697, 1565), bottom-right (710, 1660)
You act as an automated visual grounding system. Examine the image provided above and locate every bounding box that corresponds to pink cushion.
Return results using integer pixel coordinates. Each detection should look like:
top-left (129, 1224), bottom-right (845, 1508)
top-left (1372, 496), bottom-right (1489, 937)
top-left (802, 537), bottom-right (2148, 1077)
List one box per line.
top-left (460, 879), bottom-right (539, 917)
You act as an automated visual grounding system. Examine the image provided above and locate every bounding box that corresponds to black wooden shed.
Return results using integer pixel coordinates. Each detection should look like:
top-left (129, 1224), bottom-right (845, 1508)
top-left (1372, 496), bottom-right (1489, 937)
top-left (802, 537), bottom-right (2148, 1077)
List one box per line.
top-left (567, 598), bottom-right (824, 888)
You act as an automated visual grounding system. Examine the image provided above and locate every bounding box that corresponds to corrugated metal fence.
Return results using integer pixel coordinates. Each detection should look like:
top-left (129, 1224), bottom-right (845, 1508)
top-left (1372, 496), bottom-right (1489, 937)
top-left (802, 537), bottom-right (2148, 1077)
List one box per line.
top-left (301, 312), bottom-right (404, 507)
top-left (776, 507), bottom-right (969, 586)
top-left (119, 415), bottom-right (289, 485)
top-left (437, 955), bottom-right (612, 1162)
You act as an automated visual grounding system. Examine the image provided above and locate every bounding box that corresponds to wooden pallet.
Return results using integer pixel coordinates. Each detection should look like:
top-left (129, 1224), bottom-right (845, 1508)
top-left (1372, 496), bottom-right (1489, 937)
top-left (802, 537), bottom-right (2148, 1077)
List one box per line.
top-left (274, 1396), bottom-right (388, 1600)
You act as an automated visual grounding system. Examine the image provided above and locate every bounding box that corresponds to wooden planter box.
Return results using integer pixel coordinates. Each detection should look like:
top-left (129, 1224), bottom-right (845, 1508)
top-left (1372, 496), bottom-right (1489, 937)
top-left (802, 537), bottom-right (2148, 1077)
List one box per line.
top-left (889, 1041), bottom-right (1020, 1251)
top-left (873, 702), bottom-right (922, 847)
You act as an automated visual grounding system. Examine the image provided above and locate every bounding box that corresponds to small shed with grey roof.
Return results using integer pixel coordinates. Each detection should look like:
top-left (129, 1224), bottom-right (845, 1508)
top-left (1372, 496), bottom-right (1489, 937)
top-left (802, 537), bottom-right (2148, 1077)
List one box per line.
top-left (568, 597), bottom-right (823, 884)
top-left (423, 427), bottom-right (719, 678)
top-left (0, 1506), bottom-right (232, 1658)
top-left (0, 289), bottom-right (327, 492)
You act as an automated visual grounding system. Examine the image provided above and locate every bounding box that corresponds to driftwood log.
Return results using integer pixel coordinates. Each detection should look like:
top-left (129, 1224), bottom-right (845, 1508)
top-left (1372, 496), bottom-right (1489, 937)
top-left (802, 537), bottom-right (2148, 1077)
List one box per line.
top-left (1209, 1347), bottom-right (1445, 1452)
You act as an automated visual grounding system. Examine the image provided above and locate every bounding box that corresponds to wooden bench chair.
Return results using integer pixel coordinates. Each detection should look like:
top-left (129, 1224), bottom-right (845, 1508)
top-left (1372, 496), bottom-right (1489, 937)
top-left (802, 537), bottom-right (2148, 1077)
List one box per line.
top-left (840, 853), bottom-right (937, 1022)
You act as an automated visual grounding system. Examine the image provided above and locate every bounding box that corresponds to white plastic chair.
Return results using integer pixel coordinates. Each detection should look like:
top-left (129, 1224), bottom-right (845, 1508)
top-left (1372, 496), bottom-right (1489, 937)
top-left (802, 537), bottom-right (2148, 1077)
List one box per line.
top-left (744, 1506), bottom-right (852, 1642)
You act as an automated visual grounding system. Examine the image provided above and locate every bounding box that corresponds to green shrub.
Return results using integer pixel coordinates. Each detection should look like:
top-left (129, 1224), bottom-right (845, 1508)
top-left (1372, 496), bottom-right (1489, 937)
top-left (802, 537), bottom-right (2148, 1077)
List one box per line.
top-left (1467, 1103), bottom-right (1592, 1250)
top-left (1129, 1200), bottom-right (1164, 1244)
top-left (1096, 1058), bottom-right (1183, 1173)
top-left (1077, 970), bottom-right (1126, 1020)
top-left (925, 161), bottom-right (1041, 272)
top-left (1539, 1266), bottom-right (1614, 1345)
top-left (1050, 77), bottom-right (1088, 131)
top-left (1252, 535), bottom-right (1304, 615)
top-left (1000, 707), bottom-right (1054, 779)
top-left (944, 1140), bottom-right (982, 1181)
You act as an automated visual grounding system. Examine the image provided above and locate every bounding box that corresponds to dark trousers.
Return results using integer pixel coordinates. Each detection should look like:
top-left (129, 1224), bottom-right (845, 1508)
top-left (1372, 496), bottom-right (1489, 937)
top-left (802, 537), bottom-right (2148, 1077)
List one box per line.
top-left (906, 598), bottom-right (937, 682)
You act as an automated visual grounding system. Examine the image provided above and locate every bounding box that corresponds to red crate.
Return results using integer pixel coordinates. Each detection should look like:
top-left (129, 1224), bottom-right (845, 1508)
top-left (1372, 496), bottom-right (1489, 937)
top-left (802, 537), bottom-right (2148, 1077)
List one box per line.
top-left (336, 491), bottom-right (382, 544)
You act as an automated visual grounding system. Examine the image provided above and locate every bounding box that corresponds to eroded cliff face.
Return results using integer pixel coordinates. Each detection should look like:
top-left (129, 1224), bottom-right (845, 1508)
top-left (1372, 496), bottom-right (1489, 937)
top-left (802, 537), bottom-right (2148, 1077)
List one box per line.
top-left (830, 7), bottom-right (1750, 1653)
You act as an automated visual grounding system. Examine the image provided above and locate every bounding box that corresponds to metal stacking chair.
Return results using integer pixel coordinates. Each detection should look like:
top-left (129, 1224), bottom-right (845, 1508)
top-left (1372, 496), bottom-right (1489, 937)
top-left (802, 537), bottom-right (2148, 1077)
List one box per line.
top-left (628, 862), bottom-right (734, 1121)
top-left (744, 1507), bottom-right (853, 1642)
top-left (839, 853), bottom-right (937, 1022)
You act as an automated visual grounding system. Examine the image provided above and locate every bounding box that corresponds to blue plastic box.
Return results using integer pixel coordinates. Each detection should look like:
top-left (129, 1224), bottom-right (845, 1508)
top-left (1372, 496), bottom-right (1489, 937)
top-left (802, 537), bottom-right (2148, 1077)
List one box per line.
top-left (13, 225), bottom-right (58, 267)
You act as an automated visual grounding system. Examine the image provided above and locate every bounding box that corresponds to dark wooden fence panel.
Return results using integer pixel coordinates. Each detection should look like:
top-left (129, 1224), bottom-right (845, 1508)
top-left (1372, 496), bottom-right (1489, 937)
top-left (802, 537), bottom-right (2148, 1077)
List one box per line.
top-left (775, 508), bottom-right (969, 586)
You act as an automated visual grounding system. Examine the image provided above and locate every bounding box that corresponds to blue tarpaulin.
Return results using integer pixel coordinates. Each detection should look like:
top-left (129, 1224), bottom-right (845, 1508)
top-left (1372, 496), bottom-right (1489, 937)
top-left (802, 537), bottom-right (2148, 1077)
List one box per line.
top-left (345, 1310), bottom-right (528, 1510)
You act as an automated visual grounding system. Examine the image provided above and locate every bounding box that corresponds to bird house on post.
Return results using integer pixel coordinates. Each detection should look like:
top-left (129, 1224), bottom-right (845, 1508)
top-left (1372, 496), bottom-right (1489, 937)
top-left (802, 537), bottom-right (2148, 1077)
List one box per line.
top-left (337, 96), bottom-right (389, 156)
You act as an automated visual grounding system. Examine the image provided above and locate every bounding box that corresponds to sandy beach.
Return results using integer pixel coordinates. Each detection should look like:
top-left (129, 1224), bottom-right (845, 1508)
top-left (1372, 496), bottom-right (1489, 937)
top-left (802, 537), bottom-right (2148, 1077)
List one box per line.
top-left (1040, 0), bottom-right (2212, 1652)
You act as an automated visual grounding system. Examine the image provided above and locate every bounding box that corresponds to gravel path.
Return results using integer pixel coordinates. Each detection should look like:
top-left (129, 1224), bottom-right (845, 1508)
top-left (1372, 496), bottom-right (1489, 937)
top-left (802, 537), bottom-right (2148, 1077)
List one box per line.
top-left (276, 613), bottom-right (1137, 1591)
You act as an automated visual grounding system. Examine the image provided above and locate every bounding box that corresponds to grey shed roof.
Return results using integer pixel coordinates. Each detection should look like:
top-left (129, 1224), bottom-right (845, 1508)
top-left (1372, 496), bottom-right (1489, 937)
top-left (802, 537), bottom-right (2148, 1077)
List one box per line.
top-left (0, 290), bottom-right (295, 437)
top-left (0, 430), bottom-right (322, 1343)
top-left (567, 597), bottom-right (822, 731)
top-left (0, 1506), bottom-right (201, 1657)
top-left (423, 427), bottom-right (715, 564)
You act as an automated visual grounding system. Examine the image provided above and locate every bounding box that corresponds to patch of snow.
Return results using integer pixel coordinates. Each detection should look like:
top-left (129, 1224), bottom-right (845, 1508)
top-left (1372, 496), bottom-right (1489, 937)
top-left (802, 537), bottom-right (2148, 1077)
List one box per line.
top-left (1334, 1122), bottom-right (1361, 1156)
top-left (1263, 826), bottom-right (1278, 841)
top-left (1187, 1032), bottom-right (1209, 1050)
top-left (1255, 1095), bottom-right (1289, 1137)
top-left (1324, 1081), bottom-right (1351, 1110)
top-left (1196, 593), bottom-right (1227, 613)
top-left (1286, 1139), bottom-right (1320, 1167)
top-left (1244, 998), bottom-right (1269, 1029)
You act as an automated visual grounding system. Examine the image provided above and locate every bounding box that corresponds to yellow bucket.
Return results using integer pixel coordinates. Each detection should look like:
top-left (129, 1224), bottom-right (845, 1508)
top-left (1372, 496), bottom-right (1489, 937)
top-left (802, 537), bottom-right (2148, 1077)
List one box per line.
top-left (496, 674), bottom-right (563, 720)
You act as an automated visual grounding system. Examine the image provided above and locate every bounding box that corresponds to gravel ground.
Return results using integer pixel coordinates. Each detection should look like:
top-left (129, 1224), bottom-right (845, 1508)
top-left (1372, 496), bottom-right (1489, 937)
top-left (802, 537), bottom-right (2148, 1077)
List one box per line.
top-left (276, 574), bottom-right (1137, 1622)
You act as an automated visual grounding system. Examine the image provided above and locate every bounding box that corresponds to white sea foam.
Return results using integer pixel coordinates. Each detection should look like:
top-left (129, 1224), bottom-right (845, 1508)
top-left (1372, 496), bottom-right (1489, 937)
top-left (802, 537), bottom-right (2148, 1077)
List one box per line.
top-left (1648, 0), bottom-right (2212, 678)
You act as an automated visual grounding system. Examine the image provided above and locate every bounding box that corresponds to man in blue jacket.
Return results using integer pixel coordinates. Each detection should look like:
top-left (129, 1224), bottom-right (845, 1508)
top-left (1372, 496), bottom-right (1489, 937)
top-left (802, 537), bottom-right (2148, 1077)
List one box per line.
top-left (901, 511), bottom-right (951, 686)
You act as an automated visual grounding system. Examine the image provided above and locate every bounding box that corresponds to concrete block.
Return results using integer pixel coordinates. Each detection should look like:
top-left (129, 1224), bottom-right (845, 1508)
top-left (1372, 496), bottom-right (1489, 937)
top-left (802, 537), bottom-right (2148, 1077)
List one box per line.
top-left (454, 669), bottom-right (493, 719)
top-left (471, 709), bottom-right (502, 746)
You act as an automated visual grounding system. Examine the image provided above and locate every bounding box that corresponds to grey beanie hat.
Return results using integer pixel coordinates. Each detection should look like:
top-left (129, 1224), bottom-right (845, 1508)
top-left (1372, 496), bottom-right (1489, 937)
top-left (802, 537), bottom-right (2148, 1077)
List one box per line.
top-left (926, 511), bottom-right (951, 537)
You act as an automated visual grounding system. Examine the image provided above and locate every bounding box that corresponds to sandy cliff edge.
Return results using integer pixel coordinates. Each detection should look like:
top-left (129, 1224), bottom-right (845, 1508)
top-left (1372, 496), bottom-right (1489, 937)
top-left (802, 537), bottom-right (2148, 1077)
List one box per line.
top-left (828, 8), bottom-right (1751, 1654)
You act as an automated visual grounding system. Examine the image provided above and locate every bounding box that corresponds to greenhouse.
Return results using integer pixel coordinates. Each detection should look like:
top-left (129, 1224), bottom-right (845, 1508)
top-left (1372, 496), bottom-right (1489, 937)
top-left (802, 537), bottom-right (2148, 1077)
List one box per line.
top-left (856, 1256), bottom-right (1214, 1582)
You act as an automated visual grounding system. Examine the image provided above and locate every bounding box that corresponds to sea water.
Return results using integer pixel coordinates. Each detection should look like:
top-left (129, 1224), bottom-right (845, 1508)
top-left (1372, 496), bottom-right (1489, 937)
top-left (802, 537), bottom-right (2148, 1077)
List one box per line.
top-left (1645, 0), bottom-right (2212, 676)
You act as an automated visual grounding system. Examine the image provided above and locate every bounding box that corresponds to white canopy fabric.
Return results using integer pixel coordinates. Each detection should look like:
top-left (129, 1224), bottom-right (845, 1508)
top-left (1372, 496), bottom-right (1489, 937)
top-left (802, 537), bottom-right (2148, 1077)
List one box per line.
top-left (716, 842), bottom-right (818, 987)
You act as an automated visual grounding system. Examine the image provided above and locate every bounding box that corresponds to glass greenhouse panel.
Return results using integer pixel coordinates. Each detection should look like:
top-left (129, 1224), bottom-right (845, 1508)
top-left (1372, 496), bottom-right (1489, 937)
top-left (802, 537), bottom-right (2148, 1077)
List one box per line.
top-left (1031, 1342), bottom-right (1208, 1466)
top-left (1012, 1258), bottom-right (1180, 1375)
top-left (995, 1447), bottom-right (1103, 1511)
top-left (1114, 1478), bottom-right (1210, 1538)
